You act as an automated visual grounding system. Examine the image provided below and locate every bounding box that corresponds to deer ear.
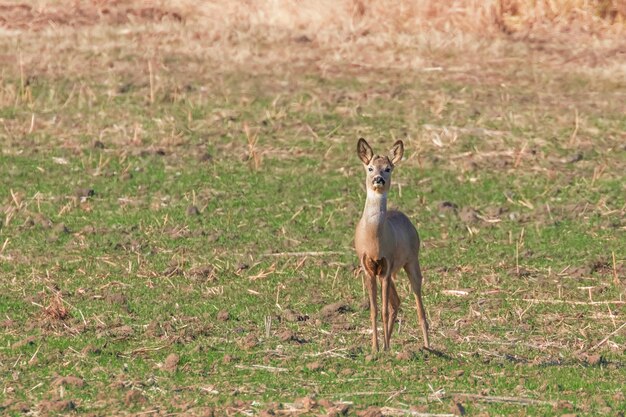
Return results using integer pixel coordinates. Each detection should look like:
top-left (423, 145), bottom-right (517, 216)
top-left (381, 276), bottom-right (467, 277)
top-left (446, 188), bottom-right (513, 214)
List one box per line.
top-left (390, 140), bottom-right (404, 164)
top-left (357, 138), bottom-right (373, 165)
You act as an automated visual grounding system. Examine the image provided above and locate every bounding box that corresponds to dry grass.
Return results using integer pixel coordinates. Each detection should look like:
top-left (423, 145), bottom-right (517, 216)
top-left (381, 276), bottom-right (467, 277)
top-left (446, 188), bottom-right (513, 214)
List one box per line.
top-left (3, 1), bottom-right (624, 77)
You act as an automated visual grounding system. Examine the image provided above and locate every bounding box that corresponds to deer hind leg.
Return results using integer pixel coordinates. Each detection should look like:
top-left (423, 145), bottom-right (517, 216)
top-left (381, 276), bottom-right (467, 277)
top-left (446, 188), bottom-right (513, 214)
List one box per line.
top-left (363, 265), bottom-right (379, 353)
top-left (405, 260), bottom-right (430, 349)
top-left (386, 275), bottom-right (400, 341)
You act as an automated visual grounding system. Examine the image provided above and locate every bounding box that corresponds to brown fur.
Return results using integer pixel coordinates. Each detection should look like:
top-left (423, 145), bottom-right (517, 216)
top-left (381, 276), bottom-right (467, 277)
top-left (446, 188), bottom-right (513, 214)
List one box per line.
top-left (354, 138), bottom-right (429, 352)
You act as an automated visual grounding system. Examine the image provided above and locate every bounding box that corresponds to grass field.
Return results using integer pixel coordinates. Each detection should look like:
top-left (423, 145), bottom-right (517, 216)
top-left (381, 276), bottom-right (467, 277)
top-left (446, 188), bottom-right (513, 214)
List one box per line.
top-left (1, 1), bottom-right (625, 416)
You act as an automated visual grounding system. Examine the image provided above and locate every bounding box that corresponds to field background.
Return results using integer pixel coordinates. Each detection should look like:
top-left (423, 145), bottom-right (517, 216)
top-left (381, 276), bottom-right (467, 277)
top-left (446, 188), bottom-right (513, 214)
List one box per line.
top-left (1, 1), bottom-right (625, 415)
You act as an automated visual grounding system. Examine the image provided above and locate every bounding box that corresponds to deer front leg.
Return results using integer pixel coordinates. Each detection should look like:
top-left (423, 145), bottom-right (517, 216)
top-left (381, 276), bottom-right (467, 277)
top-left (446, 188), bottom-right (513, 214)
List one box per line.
top-left (365, 271), bottom-right (379, 352)
top-left (381, 274), bottom-right (390, 351)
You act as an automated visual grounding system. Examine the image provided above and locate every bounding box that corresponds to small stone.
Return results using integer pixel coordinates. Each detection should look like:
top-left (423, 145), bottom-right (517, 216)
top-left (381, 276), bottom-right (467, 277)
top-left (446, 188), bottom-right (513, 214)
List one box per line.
top-left (217, 310), bottom-right (229, 321)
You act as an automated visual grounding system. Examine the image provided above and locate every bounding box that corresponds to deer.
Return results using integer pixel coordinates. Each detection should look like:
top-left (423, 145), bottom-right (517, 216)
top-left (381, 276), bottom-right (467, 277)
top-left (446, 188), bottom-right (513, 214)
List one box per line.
top-left (354, 138), bottom-right (429, 352)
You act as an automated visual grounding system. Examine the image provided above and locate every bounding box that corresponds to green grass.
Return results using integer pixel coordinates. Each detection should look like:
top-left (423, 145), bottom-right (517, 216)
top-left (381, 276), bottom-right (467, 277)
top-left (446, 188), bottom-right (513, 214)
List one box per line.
top-left (1, 26), bottom-right (625, 417)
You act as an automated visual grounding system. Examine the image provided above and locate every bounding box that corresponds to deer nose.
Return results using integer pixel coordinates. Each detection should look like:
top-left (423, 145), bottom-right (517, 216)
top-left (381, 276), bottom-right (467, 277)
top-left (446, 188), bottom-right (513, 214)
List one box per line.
top-left (373, 176), bottom-right (385, 185)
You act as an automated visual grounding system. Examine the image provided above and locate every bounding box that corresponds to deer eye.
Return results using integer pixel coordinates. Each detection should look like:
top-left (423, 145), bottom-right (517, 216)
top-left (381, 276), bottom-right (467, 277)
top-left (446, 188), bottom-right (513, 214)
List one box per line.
top-left (384, 167), bottom-right (391, 173)
top-left (368, 167), bottom-right (373, 172)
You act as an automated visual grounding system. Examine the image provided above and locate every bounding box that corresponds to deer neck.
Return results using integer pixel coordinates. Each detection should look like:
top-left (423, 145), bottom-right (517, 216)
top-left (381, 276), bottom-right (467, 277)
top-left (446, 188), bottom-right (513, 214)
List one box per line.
top-left (361, 189), bottom-right (389, 235)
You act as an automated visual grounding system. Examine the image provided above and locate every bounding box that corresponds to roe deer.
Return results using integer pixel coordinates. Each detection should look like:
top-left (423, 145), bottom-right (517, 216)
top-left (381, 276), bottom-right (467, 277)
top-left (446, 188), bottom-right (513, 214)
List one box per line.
top-left (354, 138), bottom-right (429, 352)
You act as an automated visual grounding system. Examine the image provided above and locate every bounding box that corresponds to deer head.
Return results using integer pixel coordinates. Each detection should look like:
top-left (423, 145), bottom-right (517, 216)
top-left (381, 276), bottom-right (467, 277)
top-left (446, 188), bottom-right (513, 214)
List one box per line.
top-left (357, 138), bottom-right (404, 194)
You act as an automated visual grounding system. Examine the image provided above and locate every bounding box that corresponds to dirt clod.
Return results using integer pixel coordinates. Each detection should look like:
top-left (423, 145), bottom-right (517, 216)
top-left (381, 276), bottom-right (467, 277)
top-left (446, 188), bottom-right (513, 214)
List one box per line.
top-left (40, 400), bottom-right (76, 413)
top-left (580, 352), bottom-right (604, 366)
top-left (396, 351), bottom-right (412, 361)
top-left (12, 336), bottom-right (37, 349)
top-left (190, 265), bottom-right (215, 281)
top-left (450, 401), bottom-right (466, 416)
top-left (54, 222), bottom-right (71, 234)
top-left (124, 390), bottom-right (146, 406)
top-left (282, 308), bottom-right (309, 322)
top-left (438, 201), bottom-right (458, 214)
top-left (240, 334), bottom-right (258, 350)
top-left (9, 402), bottom-right (29, 413)
top-left (295, 396), bottom-right (317, 410)
top-left (52, 376), bottom-right (85, 388)
top-left (555, 400), bottom-right (574, 410)
top-left (320, 302), bottom-right (350, 319)
top-left (105, 292), bottom-right (128, 307)
top-left (334, 403), bottom-right (351, 416)
top-left (357, 406), bottom-right (382, 417)
top-left (75, 188), bottom-right (95, 198)
top-left (108, 325), bottom-right (134, 339)
top-left (565, 152), bottom-right (583, 163)
top-left (278, 330), bottom-right (294, 342)
top-left (81, 344), bottom-right (101, 355)
top-left (44, 294), bottom-right (70, 320)
top-left (34, 213), bottom-right (53, 228)
top-left (199, 152), bottom-right (213, 162)
top-left (217, 310), bottom-right (230, 321)
top-left (186, 205), bottom-right (200, 216)
top-left (163, 353), bottom-right (180, 372)
top-left (306, 361), bottom-right (322, 371)
top-left (459, 207), bottom-right (480, 223)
